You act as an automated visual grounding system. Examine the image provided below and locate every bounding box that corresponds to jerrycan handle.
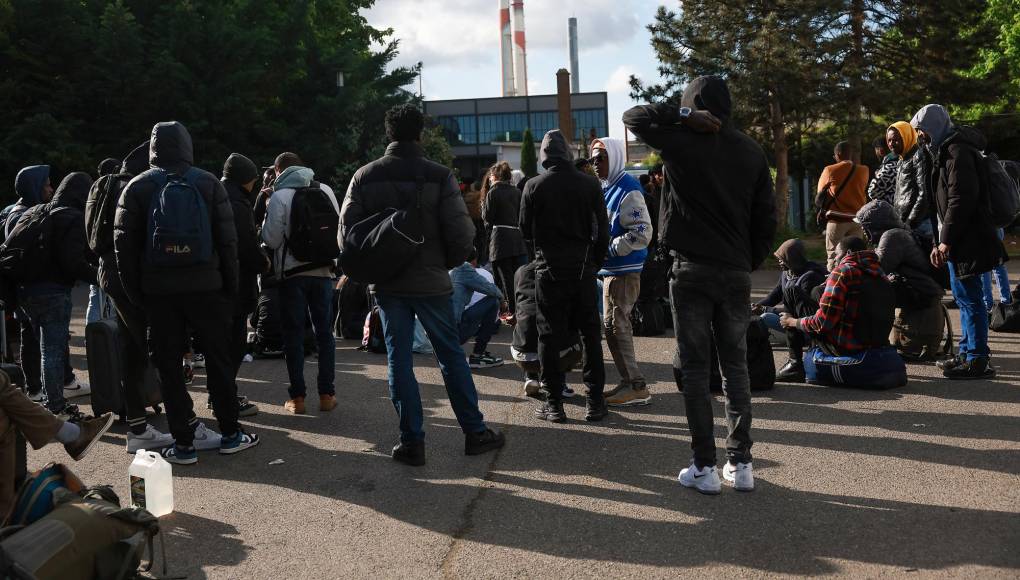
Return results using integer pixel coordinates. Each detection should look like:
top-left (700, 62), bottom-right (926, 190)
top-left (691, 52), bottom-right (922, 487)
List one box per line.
top-left (134, 449), bottom-right (159, 466)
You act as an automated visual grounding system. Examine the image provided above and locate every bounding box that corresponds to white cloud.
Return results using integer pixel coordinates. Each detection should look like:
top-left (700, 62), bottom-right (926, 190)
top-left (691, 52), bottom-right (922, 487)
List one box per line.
top-left (605, 65), bottom-right (635, 93)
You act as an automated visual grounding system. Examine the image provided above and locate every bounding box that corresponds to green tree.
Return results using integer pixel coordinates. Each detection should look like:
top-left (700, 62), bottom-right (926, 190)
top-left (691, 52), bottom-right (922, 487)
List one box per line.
top-left (421, 125), bottom-right (454, 170)
top-left (520, 128), bottom-right (537, 177)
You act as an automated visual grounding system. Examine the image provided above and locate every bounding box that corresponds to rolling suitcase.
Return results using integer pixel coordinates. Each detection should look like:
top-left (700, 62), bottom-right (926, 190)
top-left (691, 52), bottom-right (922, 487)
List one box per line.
top-left (85, 319), bottom-right (160, 418)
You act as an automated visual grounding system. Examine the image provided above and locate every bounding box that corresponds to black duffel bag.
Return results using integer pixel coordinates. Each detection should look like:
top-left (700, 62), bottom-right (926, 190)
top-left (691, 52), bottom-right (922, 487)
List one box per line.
top-left (990, 301), bottom-right (1020, 333)
top-left (339, 168), bottom-right (425, 284)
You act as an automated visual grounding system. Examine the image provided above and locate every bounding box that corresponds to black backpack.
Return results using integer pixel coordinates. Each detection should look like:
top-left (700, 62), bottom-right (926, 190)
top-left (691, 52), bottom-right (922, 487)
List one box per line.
top-left (286, 182), bottom-right (340, 273)
top-left (85, 173), bottom-right (131, 256)
top-left (335, 275), bottom-right (370, 340)
top-left (0, 204), bottom-right (68, 283)
top-left (144, 168), bottom-right (212, 268)
top-left (340, 168), bottom-right (425, 284)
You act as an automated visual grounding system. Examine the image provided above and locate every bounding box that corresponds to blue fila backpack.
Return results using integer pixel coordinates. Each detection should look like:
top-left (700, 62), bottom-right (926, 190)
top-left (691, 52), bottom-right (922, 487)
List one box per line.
top-left (144, 167), bottom-right (212, 267)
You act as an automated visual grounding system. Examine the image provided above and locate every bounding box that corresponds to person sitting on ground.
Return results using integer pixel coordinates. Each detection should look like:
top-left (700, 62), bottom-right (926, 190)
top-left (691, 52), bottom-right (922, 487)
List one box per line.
top-left (855, 200), bottom-right (943, 308)
top-left (0, 370), bottom-right (114, 516)
top-left (450, 249), bottom-right (505, 369)
top-left (887, 121), bottom-right (933, 240)
top-left (867, 135), bottom-right (897, 205)
top-left (753, 239), bottom-right (828, 383)
top-left (780, 237), bottom-right (906, 389)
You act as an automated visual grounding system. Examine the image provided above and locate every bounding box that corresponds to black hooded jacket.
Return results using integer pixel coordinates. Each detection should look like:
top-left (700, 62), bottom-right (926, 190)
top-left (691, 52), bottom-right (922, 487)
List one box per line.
top-left (222, 153), bottom-right (269, 315)
top-left (623, 76), bottom-right (777, 272)
top-left (929, 126), bottom-right (1008, 278)
top-left (114, 122), bottom-right (239, 303)
top-left (758, 239), bottom-right (827, 317)
top-left (519, 130), bottom-right (610, 280)
top-left (855, 200), bottom-right (943, 304)
top-left (21, 172), bottom-right (97, 289)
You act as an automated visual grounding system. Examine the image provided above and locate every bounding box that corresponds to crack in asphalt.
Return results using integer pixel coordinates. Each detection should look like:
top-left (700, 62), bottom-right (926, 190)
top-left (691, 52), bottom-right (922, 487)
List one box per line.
top-left (439, 395), bottom-right (519, 579)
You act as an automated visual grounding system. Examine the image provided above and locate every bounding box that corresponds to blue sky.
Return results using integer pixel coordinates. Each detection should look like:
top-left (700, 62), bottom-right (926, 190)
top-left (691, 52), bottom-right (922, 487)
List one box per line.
top-left (364, 0), bottom-right (666, 140)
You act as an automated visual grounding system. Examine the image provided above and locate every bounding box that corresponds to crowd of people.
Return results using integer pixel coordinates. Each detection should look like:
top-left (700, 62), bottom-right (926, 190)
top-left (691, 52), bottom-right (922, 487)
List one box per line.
top-left (1, 75), bottom-right (1016, 511)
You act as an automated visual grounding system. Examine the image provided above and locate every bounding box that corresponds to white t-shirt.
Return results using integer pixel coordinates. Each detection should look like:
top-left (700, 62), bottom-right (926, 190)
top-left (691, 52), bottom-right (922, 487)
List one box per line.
top-left (467, 267), bottom-right (494, 309)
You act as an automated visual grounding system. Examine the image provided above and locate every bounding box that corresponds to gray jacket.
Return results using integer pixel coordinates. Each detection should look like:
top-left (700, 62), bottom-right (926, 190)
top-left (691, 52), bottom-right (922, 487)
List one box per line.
top-left (892, 146), bottom-right (930, 232)
top-left (339, 142), bottom-right (474, 297)
top-left (855, 200), bottom-right (942, 301)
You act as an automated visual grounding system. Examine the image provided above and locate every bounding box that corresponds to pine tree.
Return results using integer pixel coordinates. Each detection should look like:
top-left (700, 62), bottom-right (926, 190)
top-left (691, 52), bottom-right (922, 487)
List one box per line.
top-left (520, 128), bottom-right (538, 177)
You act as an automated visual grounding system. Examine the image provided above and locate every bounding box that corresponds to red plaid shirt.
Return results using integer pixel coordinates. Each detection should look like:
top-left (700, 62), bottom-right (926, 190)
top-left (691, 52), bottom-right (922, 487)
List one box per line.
top-left (798, 250), bottom-right (885, 353)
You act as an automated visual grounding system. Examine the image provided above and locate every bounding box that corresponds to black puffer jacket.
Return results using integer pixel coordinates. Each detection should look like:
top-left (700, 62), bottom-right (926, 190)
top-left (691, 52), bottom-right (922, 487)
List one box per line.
top-left (623, 76), bottom-right (777, 272)
top-left (114, 122), bottom-right (239, 304)
top-left (339, 141), bottom-right (475, 297)
top-left (929, 126), bottom-right (1008, 279)
top-left (483, 181), bottom-right (527, 262)
top-left (224, 178), bottom-right (269, 315)
top-left (892, 146), bottom-right (930, 232)
top-left (856, 200), bottom-right (942, 302)
top-left (519, 130), bottom-right (609, 280)
top-left (757, 239), bottom-right (827, 318)
top-left (22, 172), bottom-right (97, 289)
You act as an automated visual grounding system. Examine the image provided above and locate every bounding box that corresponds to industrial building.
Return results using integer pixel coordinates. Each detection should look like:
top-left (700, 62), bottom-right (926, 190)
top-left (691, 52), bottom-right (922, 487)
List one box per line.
top-left (424, 91), bottom-right (609, 179)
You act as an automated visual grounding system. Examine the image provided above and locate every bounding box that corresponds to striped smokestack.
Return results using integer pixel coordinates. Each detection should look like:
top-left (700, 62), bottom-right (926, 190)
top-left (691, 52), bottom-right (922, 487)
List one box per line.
top-left (511, 0), bottom-right (528, 96)
top-left (499, 0), bottom-right (514, 97)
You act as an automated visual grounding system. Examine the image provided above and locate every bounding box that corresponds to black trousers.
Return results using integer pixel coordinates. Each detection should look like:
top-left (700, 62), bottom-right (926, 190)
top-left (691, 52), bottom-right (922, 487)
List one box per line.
top-left (535, 272), bottom-right (605, 400)
top-left (146, 292), bottom-right (237, 447)
top-left (492, 255), bottom-right (525, 315)
top-left (106, 284), bottom-right (154, 434)
top-left (230, 313), bottom-right (249, 394)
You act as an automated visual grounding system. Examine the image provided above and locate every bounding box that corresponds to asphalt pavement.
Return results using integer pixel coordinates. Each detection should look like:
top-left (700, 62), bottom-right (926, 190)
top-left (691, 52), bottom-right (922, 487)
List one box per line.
top-left (27, 269), bottom-right (1020, 579)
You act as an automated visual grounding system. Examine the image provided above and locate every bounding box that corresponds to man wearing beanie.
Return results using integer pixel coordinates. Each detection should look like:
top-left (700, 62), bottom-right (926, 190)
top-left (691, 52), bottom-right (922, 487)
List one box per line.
top-left (222, 153), bottom-right (270, 416)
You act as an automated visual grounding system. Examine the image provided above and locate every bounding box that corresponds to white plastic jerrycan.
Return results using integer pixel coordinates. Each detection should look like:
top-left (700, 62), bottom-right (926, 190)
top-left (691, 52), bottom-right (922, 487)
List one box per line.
top-left (129, 450), bottom-right (174, 517)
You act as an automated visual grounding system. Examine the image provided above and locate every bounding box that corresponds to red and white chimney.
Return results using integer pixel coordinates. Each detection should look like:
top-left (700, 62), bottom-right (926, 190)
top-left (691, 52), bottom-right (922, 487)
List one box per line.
top-left (499, 0), bottom-right (514, 97)
top-left (511, 0), bottom-right (528, 96)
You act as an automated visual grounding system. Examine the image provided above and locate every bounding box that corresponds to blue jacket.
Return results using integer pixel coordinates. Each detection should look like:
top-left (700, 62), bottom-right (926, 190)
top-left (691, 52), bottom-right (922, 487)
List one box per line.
top-left (593, 137), bottom-right (652, 277)
top-left (449, 263), bottom-right (502, 324)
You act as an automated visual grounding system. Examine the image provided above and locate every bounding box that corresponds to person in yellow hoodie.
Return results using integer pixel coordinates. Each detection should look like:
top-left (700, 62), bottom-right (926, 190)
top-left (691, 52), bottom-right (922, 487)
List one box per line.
top-left (886, 121), bottom-right (933, 240)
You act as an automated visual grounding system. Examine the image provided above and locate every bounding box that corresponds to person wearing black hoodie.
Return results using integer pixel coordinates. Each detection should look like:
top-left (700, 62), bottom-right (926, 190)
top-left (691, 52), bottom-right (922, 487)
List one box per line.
top-left (624, 75), bottom-right (777, 494)
top-left (221, 153), bottom-right (270, 417)
top-left (753, 239), bottom-right (828, 383)
top-left (911, 104), bottom-right (1007, 380)
top-left (519, 129), bottom-right (610, 423)
top-left (16, 172), bottom-right (97, 416)
top-left (115, 121), bottom-right (257, 465)
top-left (86, 142), bottom-right (175, 452)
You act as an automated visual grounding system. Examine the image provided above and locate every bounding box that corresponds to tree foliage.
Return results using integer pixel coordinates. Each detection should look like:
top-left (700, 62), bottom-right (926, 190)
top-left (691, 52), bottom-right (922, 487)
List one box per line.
top-left (631, 0), bottom-right (1018, 228)
top-left (0, 0), bottom-right (418, 203)
top-left (520, 128), bottom-right (538, 177)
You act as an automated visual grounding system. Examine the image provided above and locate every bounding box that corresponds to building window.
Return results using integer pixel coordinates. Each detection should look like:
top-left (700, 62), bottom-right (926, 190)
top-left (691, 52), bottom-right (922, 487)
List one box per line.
top-left (478, 112), bottom-right (529, 143)
top-left (572, 109), bottom-right (607, 141)
top-left (436, 115), bottom-right (477, 145)
top-left (528, 111), bottom-right (558, 137)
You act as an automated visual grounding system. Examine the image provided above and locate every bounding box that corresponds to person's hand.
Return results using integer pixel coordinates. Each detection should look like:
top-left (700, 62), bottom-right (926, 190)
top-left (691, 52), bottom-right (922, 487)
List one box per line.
top-left (930, 244), bottom-right (950, 269)
top-left (750, 303), bottom-right (765, 315)
top-left (683, 110), bottom-right (722, 134)
top-left (779, 313), bottom-right (799, 329)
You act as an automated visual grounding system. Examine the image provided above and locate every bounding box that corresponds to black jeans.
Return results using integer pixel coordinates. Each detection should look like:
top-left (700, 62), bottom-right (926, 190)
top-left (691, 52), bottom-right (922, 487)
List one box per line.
top-left (106, 284), bottom-right (154, 434)
top-left (670, 261), bottom-right (753, 467)
top-left (492, 255), bottom-right (526, 315)
top-left (145, 292), bottom-right (238, 447)
top-left (230, 313), bottom-right (249, 396)
top-left (535, 271), bottom-right (605, 400)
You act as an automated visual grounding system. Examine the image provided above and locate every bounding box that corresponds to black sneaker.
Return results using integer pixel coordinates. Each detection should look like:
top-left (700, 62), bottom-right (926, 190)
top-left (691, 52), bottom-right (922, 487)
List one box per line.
top-left (392, 441), bottom-right (426, 466)
top-left (776, 358), bottom-right (806, 383)
top-left (465, 428), bottom-right (505, 456)
top-left (57, 404), bottom-right (86, 424)
top-left (534, 399), bottom-right (566, 423)
top-left (584, 396), bottom-right (608, 422)
top-left (936, 355), bottom-right (963, 371)
top-left (468, 352), bottom-right (504, 369)
top-left (208, 396), bottom-right (259, 417)
top-left (943, 358), bottom-right (996, 381)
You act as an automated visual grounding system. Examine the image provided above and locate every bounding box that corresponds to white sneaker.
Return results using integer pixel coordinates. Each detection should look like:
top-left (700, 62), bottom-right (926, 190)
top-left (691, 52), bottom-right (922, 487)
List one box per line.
top-left (678, 463), bottom-right (722, 495)
top-left (126, 424), bottom-right (175, 453)
top-left (561, 385), bottom-right (576, 399)
top-left (63, 378), bottom-right (91, 399)
top-left (242, 354), bottom-right (254, 363)
top-left (192, 353), bottom-right (206, 369)
top-left (192, 422), bottom-right (222, 451)
top-left (723, 461), bottom-right (755, 491)
top-left (523, 379), bottom-right (541, 397)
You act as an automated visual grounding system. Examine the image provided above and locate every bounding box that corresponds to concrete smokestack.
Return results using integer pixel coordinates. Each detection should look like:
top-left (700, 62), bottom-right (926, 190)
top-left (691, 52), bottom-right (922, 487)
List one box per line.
top-left (511, 0), bottom-right (528, 96)
top-left (568, 18), bottom-right (579, 93)
top-left (499, 0), bottom-right (514, 97)
top-left (557, 69), bottom-right (573, 144)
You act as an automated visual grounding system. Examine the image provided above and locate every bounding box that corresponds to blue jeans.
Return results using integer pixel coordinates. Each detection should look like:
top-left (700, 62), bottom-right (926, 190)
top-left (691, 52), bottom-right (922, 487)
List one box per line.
top-left (458, 296), bottom-right (500, 355)
top-left (948, 262), bottom-right (990, 361)
top-left (86, 284), bottom-right (112, 324)
top-left (760, 312), bottom-right (782, 332)
top-left (376, 293), bottom-right (487, 443)
top-left (279, 276), bottom-right (335, 399)
top-left (981, 229), bottom-right (1011, 310)
top-left (18, 289), bottom-right (72, 412)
